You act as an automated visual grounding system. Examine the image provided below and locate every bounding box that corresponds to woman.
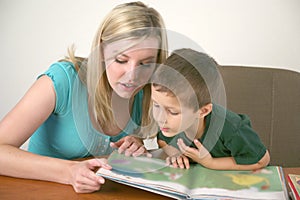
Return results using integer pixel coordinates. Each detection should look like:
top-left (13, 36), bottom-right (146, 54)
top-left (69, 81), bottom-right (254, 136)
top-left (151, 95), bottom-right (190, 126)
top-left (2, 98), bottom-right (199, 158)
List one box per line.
top-left (0, 1), bottom-right (168, 193)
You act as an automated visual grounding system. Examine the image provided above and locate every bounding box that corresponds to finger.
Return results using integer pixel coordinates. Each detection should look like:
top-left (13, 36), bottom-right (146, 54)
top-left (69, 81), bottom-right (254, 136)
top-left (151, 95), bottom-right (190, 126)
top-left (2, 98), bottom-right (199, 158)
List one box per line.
top-left (176, 157), bottom-right (184, 169)
top-left (178, 138), bottom-right (194, 155)
top-left (118, 139), bottom-right (131, 154)
top-left (193, 139), bottom-right (202, 149)
top-left (83, 159), bottom-right (111, 186)
top-left (178, 141), bottom-right (194, 157)
top-left (132, 146), bottom-right (147, 157)
top-left (177, 139), bottom-right (188, 153)
top-left (72, 169), bottom-right (104, 194)
top-left (87, 159), bottom-right (112, 170)
top-left (194, 139), bottom-right (209, 158)
top-left (85, 170), bottom-right (105, 185)
top-left (110, 142), bottom-right (118, 149)
top-left (171, 157), bottom-right (178, 168)
top-left (82, 163), bottom-right (106, 184)
top-left (124, 142), bottom-right (139, 156)
top-left (166, 157), bottom-right (171, 166)
top-left (74, 184), bottom-right (101, 193)
top-left (73, 176), bottom-right (102, 193)
top-left (183, 156), bottom-right (190, 169)
top-left (110, 137), bottom-right (125, 148)
top-left (145, 152), bottom-right (153, 158)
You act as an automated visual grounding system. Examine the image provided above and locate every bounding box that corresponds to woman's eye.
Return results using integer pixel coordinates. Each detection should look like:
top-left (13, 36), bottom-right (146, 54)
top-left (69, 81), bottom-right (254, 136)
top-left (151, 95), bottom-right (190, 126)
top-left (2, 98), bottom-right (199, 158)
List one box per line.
top-left (115, 58), bottom-right (127, 64)
top-left (169, 110), bottom-right (179, 115)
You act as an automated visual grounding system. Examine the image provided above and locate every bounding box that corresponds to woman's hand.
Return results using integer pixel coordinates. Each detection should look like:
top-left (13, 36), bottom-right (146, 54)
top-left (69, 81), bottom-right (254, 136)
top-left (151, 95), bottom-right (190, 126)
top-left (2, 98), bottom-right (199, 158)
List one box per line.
top-left (110, 135), bottom-right (150, 157)
top-left (69, 158), bottom-right (111, 193)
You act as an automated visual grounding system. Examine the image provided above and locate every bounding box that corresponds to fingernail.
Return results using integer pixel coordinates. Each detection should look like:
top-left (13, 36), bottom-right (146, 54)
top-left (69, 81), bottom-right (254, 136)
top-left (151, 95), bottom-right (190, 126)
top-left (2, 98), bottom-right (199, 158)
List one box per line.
top-left (99, 178), bottom-right (105, 184)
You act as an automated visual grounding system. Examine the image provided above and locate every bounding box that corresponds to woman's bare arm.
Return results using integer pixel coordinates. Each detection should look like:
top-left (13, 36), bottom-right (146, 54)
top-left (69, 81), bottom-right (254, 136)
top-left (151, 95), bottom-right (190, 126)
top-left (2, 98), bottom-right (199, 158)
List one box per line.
top-left (0, 76), bottom-right (110, 193)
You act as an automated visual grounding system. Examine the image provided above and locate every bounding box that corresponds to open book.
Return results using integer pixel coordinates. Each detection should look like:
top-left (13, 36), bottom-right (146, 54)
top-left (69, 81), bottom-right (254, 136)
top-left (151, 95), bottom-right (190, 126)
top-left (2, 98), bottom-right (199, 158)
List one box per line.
top-left (97, 151), bottom-right (288, 199)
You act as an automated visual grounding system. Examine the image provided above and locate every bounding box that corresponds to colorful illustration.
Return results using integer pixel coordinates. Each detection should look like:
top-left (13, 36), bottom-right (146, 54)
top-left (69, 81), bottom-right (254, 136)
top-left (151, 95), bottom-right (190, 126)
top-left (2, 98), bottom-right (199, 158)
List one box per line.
top-left (98, 151), bottom-right (286, 200)
top-left (224, 173), bottom-right (270, 189)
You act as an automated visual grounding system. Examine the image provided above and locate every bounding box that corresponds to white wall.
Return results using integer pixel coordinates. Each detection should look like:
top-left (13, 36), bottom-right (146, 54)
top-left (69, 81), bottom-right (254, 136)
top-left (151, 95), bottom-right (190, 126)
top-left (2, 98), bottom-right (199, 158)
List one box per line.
top-left (1, 0), bottom-right (300, 119)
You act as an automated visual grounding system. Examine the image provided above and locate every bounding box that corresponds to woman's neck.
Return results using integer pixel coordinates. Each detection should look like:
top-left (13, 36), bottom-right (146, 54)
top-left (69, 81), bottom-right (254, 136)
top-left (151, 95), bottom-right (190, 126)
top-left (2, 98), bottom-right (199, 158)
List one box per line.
top-left (88, 92), bottom-right (135, 136)
top-left (104, 92), bottom-right (134, 135)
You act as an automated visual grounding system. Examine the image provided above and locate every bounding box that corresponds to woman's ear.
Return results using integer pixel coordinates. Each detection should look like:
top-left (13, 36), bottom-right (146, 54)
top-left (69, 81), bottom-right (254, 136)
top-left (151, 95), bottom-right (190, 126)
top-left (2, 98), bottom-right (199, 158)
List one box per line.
top-left (198, 103), bottom-right (213, 118)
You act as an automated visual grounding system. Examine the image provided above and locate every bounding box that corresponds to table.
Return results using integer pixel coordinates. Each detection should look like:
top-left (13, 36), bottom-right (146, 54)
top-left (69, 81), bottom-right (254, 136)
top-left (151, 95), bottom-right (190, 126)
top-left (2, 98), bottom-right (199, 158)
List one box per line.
top-left (0, 168), bottom-right (299, 200)
top-left (0, 174), bottom-right (171, 200)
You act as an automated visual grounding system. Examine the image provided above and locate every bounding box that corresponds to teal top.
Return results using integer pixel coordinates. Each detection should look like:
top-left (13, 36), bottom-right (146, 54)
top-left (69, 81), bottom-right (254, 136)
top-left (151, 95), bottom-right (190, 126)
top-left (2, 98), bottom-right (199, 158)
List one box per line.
top-left (28, 62), bottom-right (143, 159)
top-left (157, 104), bottom-right (267, 165)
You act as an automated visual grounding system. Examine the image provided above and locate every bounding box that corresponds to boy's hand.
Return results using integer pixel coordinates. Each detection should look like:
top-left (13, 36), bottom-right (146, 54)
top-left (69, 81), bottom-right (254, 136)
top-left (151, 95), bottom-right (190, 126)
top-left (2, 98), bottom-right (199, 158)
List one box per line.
top-left (166, 155), bottom-right (190, 169)
top-left (158, 141), bottom-right (190, 169)
top-left (177, 138), bottom-right (212, 166)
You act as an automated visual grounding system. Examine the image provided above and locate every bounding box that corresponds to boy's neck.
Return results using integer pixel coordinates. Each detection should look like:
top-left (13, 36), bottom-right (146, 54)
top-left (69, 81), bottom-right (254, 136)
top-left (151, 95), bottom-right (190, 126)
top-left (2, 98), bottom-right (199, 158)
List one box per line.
top-left (185, 117), bottom-right (206, 141)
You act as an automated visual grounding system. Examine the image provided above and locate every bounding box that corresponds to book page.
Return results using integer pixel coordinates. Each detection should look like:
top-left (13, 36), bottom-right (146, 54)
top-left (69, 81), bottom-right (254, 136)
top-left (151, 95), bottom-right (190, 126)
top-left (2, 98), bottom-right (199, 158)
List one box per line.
top-left (97, 151), bottom-right (287, 200)
top-left (188, 166), bottom-right (286, 199)
top-left (97, 151), bottom-right (191, 197)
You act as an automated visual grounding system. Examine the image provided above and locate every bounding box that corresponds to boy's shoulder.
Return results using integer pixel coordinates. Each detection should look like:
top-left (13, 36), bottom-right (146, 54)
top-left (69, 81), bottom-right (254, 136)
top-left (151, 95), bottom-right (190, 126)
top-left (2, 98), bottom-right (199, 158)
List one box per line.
top-left (209, 104), bottom-right (252, 132)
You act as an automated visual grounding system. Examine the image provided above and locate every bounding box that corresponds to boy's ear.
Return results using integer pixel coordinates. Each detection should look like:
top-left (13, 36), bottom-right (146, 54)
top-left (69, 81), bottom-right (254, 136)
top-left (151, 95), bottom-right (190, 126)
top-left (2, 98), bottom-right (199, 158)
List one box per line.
top-left (198, 103), bottom-right (213, 118)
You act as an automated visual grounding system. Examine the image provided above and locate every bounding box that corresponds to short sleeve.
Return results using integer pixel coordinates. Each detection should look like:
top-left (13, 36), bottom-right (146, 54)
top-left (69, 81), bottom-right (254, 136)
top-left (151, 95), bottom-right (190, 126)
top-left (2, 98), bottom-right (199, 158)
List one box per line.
top-left (226, 114), bottom-right (267, 164)
top-left (37, 62), bottom-right (77, 115)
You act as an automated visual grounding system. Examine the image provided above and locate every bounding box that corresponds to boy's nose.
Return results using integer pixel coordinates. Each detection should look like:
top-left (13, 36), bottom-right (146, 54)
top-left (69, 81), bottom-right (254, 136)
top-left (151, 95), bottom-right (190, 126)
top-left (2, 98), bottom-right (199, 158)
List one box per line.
top-left (156, 110), bottom-right (167, 125)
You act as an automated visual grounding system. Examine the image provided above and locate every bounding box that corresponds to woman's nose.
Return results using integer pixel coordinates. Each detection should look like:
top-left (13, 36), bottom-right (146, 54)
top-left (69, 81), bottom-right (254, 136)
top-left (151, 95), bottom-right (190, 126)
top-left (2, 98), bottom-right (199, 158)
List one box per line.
top-left (125, 62), bottom-right (139, 80)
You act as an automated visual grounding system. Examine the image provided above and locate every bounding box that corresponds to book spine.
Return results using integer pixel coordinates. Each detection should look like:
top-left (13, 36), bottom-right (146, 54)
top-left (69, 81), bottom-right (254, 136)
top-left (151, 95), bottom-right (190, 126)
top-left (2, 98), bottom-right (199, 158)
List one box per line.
top-left (287, 175), bottom-right (300, 200)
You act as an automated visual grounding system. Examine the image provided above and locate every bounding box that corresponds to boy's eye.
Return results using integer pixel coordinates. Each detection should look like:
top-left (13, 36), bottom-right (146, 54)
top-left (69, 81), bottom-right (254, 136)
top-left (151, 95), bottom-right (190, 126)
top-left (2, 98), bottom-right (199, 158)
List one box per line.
top-left (153, 102), bottom-right (159, 108)
top-left (140, 62), bottom-right (153, 68)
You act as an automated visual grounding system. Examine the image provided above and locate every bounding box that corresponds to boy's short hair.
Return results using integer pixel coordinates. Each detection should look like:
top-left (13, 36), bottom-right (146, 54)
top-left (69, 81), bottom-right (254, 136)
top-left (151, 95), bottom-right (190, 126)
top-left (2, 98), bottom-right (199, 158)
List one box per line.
top-left (151, 48), bottom-right (221, 111)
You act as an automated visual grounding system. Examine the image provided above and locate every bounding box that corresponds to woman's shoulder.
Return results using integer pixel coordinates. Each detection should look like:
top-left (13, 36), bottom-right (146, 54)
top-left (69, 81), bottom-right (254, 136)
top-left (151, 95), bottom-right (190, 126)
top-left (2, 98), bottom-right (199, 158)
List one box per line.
top-left (40, 61), bottom-right (81, 114)
top-left (39, 61), bottom-right (78, 86)
top-left (46, 61), bottom-right (77, 77)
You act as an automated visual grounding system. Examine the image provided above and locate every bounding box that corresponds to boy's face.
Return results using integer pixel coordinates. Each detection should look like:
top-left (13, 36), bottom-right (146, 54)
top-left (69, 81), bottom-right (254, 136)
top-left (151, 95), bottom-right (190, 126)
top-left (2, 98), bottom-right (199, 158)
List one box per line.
top-left (151, 85), bottom-right (200, 137)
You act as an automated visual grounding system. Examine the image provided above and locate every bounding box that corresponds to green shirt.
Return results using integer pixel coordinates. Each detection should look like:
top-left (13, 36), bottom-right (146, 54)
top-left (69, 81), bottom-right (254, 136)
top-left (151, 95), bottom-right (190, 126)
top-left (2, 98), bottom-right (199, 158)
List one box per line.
top-left (157, 104), bottom-right (267, 165)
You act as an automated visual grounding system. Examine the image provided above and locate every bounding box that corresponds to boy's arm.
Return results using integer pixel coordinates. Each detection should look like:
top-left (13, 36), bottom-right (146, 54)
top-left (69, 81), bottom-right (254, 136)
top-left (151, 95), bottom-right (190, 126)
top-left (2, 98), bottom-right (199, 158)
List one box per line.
top-left (196, 150), bottom-right (270, 170)
top-left (178, 138), bottom-right (270, 170)
top-left (157, 139), bottom-right (181, 157)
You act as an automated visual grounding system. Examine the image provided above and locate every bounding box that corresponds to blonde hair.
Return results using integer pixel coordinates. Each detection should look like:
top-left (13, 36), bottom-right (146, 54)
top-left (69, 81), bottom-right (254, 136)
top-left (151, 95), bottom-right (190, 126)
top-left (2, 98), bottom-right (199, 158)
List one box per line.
top-left (65, 2), bottom-right (168, 133)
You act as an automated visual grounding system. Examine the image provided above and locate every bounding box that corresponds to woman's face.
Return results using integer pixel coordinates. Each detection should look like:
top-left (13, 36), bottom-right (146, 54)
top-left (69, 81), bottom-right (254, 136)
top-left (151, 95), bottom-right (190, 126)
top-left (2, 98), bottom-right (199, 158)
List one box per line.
top-left (104, 37), bottom-right (159, 99)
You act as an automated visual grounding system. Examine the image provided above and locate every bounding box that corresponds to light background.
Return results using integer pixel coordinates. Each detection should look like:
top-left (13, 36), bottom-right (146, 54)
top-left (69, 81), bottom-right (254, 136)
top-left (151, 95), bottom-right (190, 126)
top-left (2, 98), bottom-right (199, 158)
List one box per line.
top-left (1, 0), bottom-right (300, 120)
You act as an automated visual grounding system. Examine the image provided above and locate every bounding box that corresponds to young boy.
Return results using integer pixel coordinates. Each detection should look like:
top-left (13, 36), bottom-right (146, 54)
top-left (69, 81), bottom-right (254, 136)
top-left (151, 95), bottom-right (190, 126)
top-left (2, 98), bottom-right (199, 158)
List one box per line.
top-left (150, 48), bottom-right (270, 170)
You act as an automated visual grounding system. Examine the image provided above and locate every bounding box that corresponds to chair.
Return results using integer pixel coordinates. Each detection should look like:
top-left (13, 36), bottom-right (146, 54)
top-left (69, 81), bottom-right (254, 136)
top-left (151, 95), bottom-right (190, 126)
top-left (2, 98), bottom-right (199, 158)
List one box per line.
top-left (218, 65), bottom-right (300, 167)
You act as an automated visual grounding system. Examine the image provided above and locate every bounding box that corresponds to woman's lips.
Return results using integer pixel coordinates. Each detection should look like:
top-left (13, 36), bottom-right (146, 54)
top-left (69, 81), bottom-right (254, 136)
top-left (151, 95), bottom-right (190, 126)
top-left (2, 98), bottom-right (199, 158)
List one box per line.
top-left (119, 82), bottom-right (138, 91)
